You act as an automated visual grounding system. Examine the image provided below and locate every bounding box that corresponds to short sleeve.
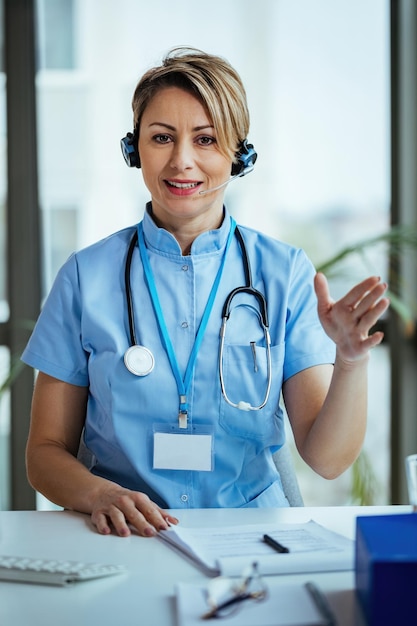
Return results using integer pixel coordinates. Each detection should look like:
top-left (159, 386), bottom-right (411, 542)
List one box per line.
top-left (21, 254), bottom-right (89, 386)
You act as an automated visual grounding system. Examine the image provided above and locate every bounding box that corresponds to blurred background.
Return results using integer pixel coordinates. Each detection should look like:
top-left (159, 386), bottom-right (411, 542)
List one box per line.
top-left (1, 0), bottom-right (416, 511)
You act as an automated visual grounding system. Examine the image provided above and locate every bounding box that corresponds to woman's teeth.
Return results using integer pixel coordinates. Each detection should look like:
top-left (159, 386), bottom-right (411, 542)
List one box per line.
top-left (167, 181), bottom-right (199, 189)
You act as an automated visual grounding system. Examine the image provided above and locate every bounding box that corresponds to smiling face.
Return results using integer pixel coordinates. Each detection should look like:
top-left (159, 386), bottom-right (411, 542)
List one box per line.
top-left (138, 86), bottom-right (233, 244)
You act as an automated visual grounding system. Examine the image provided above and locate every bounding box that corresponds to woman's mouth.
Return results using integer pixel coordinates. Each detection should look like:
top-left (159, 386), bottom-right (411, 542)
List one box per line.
top-left (164, 179), bottom-right (202, 195)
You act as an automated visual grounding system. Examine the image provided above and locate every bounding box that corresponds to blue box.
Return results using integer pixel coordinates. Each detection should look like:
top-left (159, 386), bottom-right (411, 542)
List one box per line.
top-left (355, 514), bottom-right (417, 625)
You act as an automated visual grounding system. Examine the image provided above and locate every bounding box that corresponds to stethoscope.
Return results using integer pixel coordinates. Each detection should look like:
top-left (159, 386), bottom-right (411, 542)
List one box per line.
top-left (123, 223), bottom-right (272, 412)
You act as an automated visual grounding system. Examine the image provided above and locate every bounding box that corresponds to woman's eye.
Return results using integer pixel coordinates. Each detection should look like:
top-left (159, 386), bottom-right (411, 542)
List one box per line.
top-left (197, 136), bottom-right (216, 146)
top-left (154, 134), bottom-right (171, 144)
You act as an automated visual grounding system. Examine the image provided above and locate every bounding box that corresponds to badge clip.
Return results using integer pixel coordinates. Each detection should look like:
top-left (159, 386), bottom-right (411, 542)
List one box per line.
top-left (178, 411), bottom-right (188, 429)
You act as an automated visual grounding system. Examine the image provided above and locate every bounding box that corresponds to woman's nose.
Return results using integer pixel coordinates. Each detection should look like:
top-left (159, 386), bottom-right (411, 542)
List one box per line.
top-left (169, 140), bottom-right (194, 171)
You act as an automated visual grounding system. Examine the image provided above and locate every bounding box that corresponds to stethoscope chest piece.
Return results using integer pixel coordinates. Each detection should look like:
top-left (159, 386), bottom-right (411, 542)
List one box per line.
top-left (124, 345), bottom-right (155, 376)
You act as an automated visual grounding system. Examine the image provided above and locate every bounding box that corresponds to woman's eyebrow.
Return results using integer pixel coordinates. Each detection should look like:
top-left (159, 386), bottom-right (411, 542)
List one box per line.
top-left (148, 122), bottom-right (214, 132)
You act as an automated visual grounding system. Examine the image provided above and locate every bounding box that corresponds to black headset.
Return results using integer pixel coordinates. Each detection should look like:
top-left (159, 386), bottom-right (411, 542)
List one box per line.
top-left (231, 140), bottom-right (258, 177)
top-left (120, 128), bottom-right (141, 168)
top-left (120, 129), bottom-right (257, 178)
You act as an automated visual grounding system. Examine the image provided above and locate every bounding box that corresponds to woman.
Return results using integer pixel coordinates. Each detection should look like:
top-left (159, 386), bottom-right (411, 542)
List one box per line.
top-left (23, 47), bottom-right (389, 538)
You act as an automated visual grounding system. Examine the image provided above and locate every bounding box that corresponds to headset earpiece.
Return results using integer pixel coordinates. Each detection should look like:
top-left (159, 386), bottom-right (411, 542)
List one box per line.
top-left (231, 139), bottom-right (258, 177)
top-left (121, 129), bottom-right (141, 168)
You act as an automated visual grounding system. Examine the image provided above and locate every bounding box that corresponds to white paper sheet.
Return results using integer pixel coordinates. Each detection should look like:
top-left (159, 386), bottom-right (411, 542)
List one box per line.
top-left (158, 520), bottom-right (353, 576)
top-left (175, 580), bottom-right (331, 626)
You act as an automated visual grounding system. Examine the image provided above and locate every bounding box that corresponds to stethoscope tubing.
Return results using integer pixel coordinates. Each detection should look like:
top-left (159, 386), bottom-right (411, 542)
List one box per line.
top-left (218, 226), bottom-right (272, 411)
top-left (125, 229), bottom-right (139, 347)
top-left (124, 222), bottom-right (272, 410)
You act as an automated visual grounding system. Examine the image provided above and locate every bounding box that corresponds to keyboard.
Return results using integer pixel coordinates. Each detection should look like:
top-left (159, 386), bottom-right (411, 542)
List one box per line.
top-left (0, 555), bottom-right (126, 586)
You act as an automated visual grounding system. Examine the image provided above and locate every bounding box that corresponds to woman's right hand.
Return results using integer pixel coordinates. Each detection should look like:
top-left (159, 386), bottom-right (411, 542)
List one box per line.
top-left (90, 483), bottom-right (179, 537)
top-left (26, 373), bottom-right (179, 538)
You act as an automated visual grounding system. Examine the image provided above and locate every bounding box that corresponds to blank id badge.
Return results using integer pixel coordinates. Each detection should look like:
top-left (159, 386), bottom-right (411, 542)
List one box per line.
top-left (153, 424), bottom-right (214, 471)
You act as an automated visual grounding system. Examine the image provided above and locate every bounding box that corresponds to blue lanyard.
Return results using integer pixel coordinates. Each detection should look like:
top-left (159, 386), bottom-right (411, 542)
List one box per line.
top-left (137, 217), bottom-right (236, 428)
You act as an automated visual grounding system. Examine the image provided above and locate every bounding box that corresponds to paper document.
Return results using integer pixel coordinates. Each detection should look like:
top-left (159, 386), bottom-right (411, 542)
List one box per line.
top-left (175, 580), bottom-right (335, 626)
top-left (158, 520), bottom-right (353, 576)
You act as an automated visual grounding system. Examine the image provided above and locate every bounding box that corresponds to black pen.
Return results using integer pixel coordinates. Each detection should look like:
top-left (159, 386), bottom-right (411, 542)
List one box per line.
top-left (263, 533), bottom-right (290, 553)
top-left (305, 582), bottom-right (337, 626)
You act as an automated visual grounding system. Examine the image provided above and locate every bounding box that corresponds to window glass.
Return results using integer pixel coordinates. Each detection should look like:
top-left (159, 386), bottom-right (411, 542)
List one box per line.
top-left (34, 0), bottom-right (390, 506)
top-left (42, 206), bottom-right (78, 298)
top-left (36, 0), bottom-right (75, 70)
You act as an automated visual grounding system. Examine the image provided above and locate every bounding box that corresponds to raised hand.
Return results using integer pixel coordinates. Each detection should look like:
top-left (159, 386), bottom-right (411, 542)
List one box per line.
top-left (314, 273), bottom-right (390, 363)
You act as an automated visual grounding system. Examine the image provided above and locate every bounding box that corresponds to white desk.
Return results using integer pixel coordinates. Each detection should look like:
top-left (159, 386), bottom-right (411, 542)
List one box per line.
top-left (0, 505), bottom-right (410, 626)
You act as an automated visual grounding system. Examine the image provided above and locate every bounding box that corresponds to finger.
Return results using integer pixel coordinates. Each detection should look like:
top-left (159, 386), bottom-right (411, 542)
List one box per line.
top-left (102, 503), bottom-right (133, 537)
top-left (91, 511), bottom-right (112, 536)
top-left (127, 507), bottom-right (179, 536)
top-left (124, 494), bottom-right (178, 536)
top-left (112, 495), bottom-right (157, 537)
top-left (142, 508), bottom-right (179, 530)
top-left (352, 281), bottom-right (388, 318)
top-left (136, 503), bottom-right (179, 529)
top-left (163, 512), bottom-right (179, 526)
top-left (92, 495), bottom-right (147, 538)
top-left (137, 505), bottom-right (170, 532)
top-left (359, 330), bottom-right (385, 351)
top-left (314, 272), bottom-right (333, 313)
top-left (357, 296), bottom-right (390, 333)
top-left (341, 276), bottom-right (383, 310)
top-left (91, 507), bottom-right (131, 537)
top-left (314, 272), bottom-right (329, 300)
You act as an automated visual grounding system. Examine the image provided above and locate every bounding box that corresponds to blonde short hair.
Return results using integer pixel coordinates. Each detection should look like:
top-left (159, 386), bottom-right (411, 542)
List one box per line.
top-left (131, 47), bottom-right (250, 162)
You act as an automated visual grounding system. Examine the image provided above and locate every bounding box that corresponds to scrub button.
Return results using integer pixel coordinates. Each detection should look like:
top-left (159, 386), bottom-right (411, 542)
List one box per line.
top-left (182, 265), bottom-right (189, 271)
top-left (180, 494), bottom-right (188, 502)
top-left (181, 321), bottom-right (189, 329)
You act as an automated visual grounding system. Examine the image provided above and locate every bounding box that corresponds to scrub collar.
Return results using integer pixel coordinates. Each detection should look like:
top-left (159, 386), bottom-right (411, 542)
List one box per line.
top-left (142, 202), bottom-right (232, 256)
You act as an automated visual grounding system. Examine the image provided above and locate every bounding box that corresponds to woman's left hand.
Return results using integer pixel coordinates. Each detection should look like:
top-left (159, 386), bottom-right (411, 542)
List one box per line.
top-left (314, 272), bottom-right (390, 363)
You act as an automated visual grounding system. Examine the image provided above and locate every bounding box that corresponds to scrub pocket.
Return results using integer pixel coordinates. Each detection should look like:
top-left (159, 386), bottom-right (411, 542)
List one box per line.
top-left (239, 479), bottom-right (289, 508)
top-left (219, 342), bottom-right (285, 443)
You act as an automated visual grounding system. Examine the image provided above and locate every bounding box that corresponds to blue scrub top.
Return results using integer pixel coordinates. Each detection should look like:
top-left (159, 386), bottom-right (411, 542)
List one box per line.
top-left (22, 205), bottom-right (335, 509)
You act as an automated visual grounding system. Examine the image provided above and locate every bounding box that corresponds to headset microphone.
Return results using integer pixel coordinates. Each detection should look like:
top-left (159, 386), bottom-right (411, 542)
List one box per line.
top-left (199, 139), bottom-right (257, 195)
top-left (199, 164), bottom-right (255, 195)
